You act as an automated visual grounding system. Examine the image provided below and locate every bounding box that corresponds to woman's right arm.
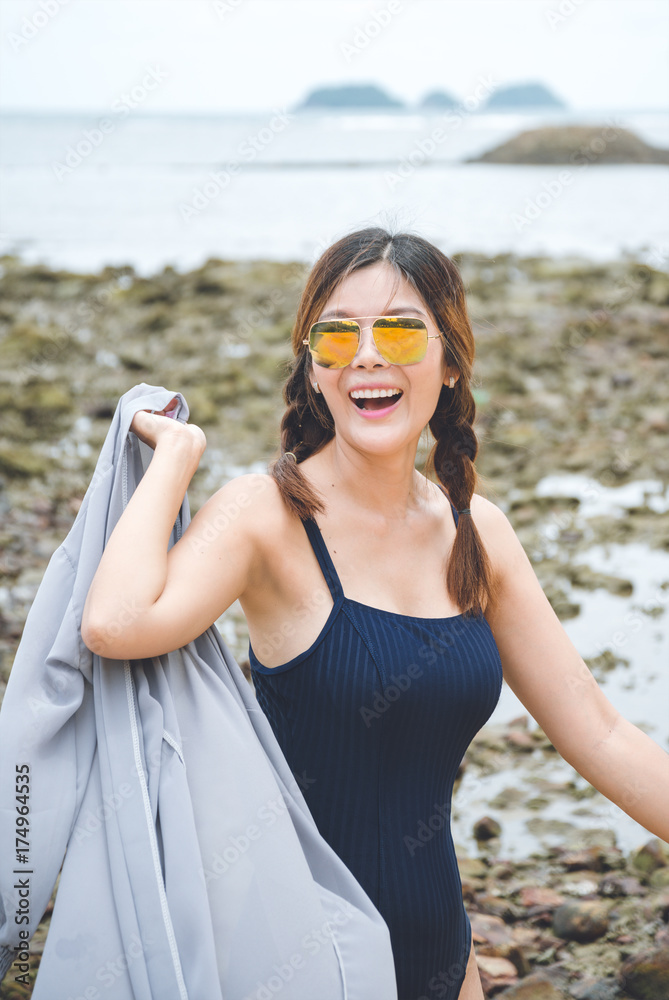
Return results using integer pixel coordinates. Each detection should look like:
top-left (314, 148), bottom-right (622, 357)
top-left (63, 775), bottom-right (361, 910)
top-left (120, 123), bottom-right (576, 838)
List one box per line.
top-left (81, 406), bottom-right (270, 660)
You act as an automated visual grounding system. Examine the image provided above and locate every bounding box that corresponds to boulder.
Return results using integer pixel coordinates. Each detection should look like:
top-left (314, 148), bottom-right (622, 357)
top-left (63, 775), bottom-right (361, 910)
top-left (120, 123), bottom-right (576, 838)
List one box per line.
top-left (552, 900), bottom-right (610, 942)
top-left (467, 126), bottom-right (669, 165)
top-left (618, 946), bottom-right (669, 999)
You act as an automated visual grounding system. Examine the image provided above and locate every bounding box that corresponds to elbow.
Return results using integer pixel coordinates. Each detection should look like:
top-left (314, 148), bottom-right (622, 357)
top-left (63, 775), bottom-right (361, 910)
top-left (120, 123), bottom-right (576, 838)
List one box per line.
top-left (81, 615), bottom-right (117, 659)
top-left (81, 599), bottom-right (137, 660)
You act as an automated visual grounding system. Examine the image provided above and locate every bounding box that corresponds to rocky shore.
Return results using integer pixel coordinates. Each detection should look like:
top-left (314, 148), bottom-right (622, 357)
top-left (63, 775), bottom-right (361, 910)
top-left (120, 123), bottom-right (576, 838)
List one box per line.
top-left (454, 719), bottom-right (669, 998)
top-left (467, 126), bottom-right (669, 165)
top-left (0, 250), bottom-right (667, 996)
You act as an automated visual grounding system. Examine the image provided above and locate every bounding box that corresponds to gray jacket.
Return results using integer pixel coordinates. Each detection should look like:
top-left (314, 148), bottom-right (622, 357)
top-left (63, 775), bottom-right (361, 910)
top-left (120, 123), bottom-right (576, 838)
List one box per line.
top-left (0, 383), bottom-right (397, 999)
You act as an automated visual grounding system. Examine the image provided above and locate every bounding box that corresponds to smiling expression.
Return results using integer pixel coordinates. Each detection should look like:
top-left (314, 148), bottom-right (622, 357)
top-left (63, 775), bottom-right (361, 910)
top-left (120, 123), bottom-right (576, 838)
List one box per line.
top-left (309, 262), bottom-right (458, 456)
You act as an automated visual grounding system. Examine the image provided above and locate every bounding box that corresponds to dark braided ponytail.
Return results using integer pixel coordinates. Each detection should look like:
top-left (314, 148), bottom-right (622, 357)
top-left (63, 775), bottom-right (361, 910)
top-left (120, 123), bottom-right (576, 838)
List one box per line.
top-left (270, 226), bottom-right (494, 616)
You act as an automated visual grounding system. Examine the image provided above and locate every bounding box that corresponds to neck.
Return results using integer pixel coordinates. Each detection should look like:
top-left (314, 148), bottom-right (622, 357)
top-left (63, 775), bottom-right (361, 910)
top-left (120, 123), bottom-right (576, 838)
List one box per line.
top-left (318, 435), bottom-right (430, 523)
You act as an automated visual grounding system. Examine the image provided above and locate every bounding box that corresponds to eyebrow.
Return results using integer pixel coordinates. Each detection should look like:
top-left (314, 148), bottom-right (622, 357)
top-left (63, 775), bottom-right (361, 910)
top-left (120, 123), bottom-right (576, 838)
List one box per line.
top-left (318, 306), bottom-right (428, 320)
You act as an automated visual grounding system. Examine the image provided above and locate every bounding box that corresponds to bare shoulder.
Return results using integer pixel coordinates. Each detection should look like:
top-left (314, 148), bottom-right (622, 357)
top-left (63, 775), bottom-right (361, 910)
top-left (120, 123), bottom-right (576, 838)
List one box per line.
top-left (467, 492), bottom-right (526, 577)
top-left (195, 472), bottom-right (295, 547)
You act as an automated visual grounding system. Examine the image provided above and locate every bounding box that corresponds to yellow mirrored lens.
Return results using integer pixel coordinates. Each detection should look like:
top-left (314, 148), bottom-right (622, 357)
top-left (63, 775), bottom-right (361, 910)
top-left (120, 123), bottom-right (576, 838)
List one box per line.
top-left (308, 317), bottom-right (429, 367)
top-left (309, 321), bottom-right (359, 368)
top-left (373, 318), bottom-right (427, 365)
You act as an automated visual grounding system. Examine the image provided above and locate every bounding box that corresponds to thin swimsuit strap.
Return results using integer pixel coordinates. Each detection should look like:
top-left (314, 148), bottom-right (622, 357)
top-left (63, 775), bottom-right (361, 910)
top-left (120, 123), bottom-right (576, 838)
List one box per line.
top-left (301, 484), bottom-right (459, 604)
top-left (301, 518), bottom-right (345, 604)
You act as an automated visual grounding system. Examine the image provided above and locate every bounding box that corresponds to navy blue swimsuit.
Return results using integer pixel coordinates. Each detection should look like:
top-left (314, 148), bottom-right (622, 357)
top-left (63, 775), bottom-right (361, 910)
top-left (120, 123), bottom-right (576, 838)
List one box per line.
top-left (250, 494), bottom-right (503, 1000)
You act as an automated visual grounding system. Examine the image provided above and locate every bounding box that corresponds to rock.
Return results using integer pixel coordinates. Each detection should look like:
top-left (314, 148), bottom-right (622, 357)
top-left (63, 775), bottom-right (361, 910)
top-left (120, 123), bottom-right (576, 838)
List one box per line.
top-left (474, 815), bottom-right (502, 840)
top-left (618, 945), bottom-right (669, 998)
top-left (470, 912), bottom-right (513, 946)
top-left (458, 857), bottom-right (489, 880)
top-left (559, 846), bottom-right (623, 872)
top-left (573, 979), bottom-right (626, 1000)
top-left (505, 730), bottom-right (536, 751)
top-left (476, 893), bottom-right (520, 921)
top-left (488, 861), bottom-right (516, 881)
top-left (518, 886), bottom-right (566, 908)
top-left (649, 867), bottom-right (669, 890)
top-left (631, 839), bottom-right (669, 877)
top-left (495, 968), bottom-right (570, 998)
top-left (476, 954), bottom-right (518, 992)
top-left (467, 126), bottom-right (669, 165)
top-left (598, 874), bottom-right (647, 898)
top-left (553, 900), bottom-right (610, 942)
top-left (478, 941), bottom-right (531, 977)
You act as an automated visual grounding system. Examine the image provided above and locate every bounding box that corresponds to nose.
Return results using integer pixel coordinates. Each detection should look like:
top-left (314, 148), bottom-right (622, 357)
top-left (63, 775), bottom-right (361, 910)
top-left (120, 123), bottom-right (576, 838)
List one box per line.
top-left (350, 324), bottom-right (390, 368)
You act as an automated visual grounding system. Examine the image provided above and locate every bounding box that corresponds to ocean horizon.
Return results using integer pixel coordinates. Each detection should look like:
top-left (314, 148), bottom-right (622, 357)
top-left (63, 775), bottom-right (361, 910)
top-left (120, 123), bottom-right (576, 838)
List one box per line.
top-left (1, 106), bottom-right (668, 275)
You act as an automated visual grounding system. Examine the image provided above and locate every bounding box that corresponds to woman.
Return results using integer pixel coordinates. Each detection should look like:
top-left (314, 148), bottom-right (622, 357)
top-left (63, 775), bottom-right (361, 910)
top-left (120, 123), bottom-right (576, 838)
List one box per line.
top-left (82, 227), bottom-right (669, 1000)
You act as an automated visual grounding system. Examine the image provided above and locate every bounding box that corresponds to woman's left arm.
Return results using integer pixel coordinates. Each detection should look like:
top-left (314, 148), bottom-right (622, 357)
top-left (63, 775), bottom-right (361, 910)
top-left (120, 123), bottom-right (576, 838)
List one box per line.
top-left (476, 496), bottom-right (669, 842)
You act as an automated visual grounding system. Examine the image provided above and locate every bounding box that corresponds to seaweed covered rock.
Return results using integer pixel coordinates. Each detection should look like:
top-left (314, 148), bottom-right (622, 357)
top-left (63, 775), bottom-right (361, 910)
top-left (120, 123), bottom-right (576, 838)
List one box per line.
top-left (467, 126), bottom-right (669, 165)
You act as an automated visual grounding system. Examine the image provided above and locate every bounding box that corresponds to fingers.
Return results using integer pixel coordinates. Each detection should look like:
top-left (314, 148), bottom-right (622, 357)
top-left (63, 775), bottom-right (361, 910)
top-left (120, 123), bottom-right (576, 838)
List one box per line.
top-left (150, 397), bottom-right (180, 419)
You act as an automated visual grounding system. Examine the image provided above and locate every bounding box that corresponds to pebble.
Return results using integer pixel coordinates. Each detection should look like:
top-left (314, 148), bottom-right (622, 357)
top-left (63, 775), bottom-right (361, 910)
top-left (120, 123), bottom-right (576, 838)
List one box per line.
top-left (476, 954), bottom-right (518, 992)
top-left (552, 900), bottom-right (610, 943)
top-left (518, 886), bottom-right (566, 908)
top-left (473, 814), bottom-right (502, 840)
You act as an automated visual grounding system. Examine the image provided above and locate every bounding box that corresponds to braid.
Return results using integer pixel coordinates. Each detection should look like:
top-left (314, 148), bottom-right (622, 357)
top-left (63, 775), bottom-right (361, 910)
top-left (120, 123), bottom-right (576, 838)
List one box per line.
top-left (269, 349), bottom-right (333, 520)
top-left (270, 224), bottom-right (495, 615)
top-left (428, 380), bottom-right (492, 617)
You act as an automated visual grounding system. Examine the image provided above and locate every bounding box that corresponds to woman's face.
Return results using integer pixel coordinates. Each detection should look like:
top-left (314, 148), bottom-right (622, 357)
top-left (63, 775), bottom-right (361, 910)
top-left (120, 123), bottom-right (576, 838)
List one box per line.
top-left (310, 262), bottom-right (458, 459)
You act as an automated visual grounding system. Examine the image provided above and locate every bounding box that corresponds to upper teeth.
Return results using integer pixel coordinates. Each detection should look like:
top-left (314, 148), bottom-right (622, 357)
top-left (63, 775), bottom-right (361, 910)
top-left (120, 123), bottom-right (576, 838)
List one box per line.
top-left (350, 388), bottom-right (402, 399)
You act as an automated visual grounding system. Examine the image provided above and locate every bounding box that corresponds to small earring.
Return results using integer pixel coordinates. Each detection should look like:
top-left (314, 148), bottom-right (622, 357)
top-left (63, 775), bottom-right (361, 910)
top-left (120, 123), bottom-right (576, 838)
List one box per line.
top-left (449, 376), bottom-right (455, 389)
top-left (313, 382), bottom-right (320, 393)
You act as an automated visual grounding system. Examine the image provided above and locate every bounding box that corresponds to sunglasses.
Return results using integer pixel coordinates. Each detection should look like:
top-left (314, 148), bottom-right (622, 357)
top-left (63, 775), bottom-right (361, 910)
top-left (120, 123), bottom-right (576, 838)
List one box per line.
top-left (302, 315), bottom-right (441, 369)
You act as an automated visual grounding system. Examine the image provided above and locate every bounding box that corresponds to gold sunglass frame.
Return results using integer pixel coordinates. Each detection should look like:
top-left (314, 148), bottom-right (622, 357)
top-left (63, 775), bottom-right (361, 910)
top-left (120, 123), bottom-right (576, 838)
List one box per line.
top-left (302, 315), bottom-right (441, 369)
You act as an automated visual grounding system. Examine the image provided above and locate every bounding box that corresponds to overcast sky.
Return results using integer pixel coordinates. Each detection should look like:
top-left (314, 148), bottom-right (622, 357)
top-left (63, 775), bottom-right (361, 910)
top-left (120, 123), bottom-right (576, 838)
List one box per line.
top-left (1, 0), bottom-right (668, 113)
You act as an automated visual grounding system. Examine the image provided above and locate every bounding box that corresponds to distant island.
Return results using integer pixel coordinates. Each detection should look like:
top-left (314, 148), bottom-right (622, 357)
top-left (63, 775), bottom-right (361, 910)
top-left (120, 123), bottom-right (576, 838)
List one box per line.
top-left (295, 80), bottom-right (569, 113)
top-left (467, 126), bottom-right (669, 164)
top-left (297, 84), bottom-right (404, 111)
top-left (482, 83), bottom-right (566, 111)
top-left (419, 90), bottom-right (459, 110)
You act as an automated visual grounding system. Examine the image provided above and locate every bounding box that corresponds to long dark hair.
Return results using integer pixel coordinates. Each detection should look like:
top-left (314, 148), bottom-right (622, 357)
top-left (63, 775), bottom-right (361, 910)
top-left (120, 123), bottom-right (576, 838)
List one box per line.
top-left (269, 226), bottom-right (493, 617)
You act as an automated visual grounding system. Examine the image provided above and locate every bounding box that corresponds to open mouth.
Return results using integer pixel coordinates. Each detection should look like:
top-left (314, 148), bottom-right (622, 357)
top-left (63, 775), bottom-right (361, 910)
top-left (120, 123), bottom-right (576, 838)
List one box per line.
top-left (349, 388), bottom-right (404, 411)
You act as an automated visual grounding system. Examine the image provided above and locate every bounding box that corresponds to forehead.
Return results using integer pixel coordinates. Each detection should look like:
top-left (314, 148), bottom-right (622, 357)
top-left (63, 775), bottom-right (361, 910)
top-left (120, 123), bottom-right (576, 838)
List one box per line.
top-left (320, 263), bottom-right (428, 318)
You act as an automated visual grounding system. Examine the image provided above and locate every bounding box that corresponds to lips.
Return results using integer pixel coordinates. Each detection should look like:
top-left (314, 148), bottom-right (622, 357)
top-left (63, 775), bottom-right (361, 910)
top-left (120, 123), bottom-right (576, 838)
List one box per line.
top-left (348, 387), bottom-right (404, 419)
top-left (349, 387), bottom-right (404, 411)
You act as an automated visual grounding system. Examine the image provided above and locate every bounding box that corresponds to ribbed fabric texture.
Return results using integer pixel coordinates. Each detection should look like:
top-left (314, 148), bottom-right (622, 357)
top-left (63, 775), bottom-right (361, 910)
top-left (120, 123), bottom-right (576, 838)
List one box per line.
top-left (250, 494), bottom-right (503, 1000)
